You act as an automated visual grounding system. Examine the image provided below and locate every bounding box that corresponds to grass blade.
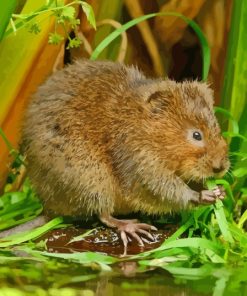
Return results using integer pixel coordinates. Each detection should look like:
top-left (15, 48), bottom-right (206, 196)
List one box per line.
top-left (164, 265), bottom-right (213, 280)
top-left (214, 107), bottom-right (239, 134)
top-left (207, 179), bottom-right (234, 243)
top-left (0, 217), bottom-right (63, 247)
top-left (214, 200), bottom-right (234, 244)
top-left (237, 209), bottom-right (247, 229)
top-left (90, 12), bottom-right (210, 81)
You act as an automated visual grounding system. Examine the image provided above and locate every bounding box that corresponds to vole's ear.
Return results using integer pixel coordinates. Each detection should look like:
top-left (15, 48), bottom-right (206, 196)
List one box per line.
top-left (197, 82), bottom-right (215, 108)
top-left (146, 91), bottom-right (170, 113)
top-left (204, 83), bottom-right (214, 108)
top-left (137, 82), bottom-right (172, 113)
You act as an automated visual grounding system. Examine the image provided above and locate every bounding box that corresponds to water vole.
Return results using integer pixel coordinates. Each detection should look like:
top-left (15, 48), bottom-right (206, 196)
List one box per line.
top-left (21, 59), bottom-right (230, 248)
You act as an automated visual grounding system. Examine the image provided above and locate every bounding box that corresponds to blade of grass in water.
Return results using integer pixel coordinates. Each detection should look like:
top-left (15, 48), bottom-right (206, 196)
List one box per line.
top-left (90, 12), bottom-right (210, 81)
top-left (159, 237), bottom-right (223, 252)
top-left (19, 247), bottom-right (117, 269)
top-left (163, 265), bottom-right (214, 280)
top-left (68, 228), bottom-right (95, 243)
top-left (131, 237), bottom-right (223, 261)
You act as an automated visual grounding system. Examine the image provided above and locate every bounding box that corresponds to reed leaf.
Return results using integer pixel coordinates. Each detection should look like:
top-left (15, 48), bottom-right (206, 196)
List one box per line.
top-left (90, 12), bottom-right (210, 81)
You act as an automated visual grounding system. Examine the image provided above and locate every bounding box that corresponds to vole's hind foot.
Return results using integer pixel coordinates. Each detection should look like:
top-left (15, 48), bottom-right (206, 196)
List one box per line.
top-left (119, 221), bottom-right (157, 246)
top-left (99, 214), bottom-right (157, 256)
top-left (200, 185), bottom-right (226, 204)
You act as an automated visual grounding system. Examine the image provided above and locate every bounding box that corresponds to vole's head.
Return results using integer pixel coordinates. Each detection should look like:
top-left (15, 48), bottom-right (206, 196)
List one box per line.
top-left (142, 80), bottom-right (230, 182)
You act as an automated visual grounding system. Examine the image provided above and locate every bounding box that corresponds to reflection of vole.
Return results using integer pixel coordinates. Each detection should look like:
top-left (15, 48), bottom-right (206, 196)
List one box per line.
top-left (21, 60), bottom-right (229, 248)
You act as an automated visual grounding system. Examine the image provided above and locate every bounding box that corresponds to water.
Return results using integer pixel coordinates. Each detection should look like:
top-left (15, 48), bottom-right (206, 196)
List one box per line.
top-left (0, 225), bottom-right (246, 295)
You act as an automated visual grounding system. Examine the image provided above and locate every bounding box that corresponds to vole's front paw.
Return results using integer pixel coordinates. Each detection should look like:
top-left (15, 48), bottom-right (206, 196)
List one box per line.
top-left (200, 186), bottom-right (226, 204)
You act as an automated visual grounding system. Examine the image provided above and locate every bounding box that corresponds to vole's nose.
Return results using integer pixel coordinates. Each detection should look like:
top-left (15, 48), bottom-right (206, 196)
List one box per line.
top-left (213, 166), bottom-right (225, 174)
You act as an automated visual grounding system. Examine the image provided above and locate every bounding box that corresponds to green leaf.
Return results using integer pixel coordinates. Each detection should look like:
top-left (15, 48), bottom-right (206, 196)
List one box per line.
top-left (68, 228), bottom-right (95, 243)
top-left (164, 264), bottom-right (214, 280)
top-left (90, 12), bottom-right (210, 81)
top-left (230, 152), bottom-right (247, 160)
top-left (229, 224), bottom-right (247, 248)
top-left (241, 187), bottom-right (247, 195)
top-left (0, 0), bottom-right (17, 41)
top-left (164, 216), bottom-right (194, 243)
top-left (132, 237), bottom-right (223, 261)
top-left (81, 2), bottom-right (96, 29)
top-left (164, 206), bottom-right (212, 244)
top-left (160, 237), bottom-right (222, 252)
top-left (28, 22), bottom-right (41, 34)
top-left (214, 200), bottom-right (234, 244)
top-left (233, 167), bottom-right (247, 178)
top-left (22, 248), bottom-right (117, 266)
top-left (67, 36), bottom-right (82, 49)
top-left (207, 179), bottom-right (234, 242)
top-left (0, 217), bottom-right (63, 247)
top-left (222, 132), bottom-right (247, 142)
top-left (61, 6), bottom-right (75, 20)
top-left (4, 2), bottom-right (49, 38)
top-left (214, 107), bottom-right (239, 134)
top-left (70, 18), bottom-right (80, 29)
top-left (139, 254), bottom-right (189, 266)
top-left (237, 209), bottom-right (247, 229)
top-left (221, 0), bottom-right (247, 123)
top-left (48, 32), bottom-right (64, 44)
top-left (213, 274), bottom-right (230, 296)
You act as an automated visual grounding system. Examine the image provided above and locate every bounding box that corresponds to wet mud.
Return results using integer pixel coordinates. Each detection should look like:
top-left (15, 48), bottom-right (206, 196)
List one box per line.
top-left (38, 224), bottom-right (178, 256)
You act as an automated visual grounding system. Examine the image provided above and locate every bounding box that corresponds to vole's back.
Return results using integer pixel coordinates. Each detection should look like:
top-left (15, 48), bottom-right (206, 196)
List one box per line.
top-left (21, 60), bottom-right (151, 217)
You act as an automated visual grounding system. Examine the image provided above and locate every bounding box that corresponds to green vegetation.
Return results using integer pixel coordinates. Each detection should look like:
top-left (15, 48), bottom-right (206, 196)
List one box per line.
top-left (0, 0), bottom-right (246, 295)
top-left (4, 0), bottom-right (96, 48)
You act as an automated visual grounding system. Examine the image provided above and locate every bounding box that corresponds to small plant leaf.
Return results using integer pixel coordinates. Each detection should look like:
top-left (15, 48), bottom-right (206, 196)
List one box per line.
top-left (214, 200), bottom-right (234, 243)
top-left (61, 6), bottom-right (75, 20)
top-left (233, 167), bottom-right (247, 178)
top-left (81, 2), bottom-right (96, 29)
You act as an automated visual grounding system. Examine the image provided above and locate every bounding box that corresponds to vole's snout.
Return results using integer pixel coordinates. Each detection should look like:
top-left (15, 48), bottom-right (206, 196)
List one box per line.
top-left (213, 165), bottom-right (226, 174)
top-left (212, 156), bottom-right (230, 177)
top-left (209, 136), bottom-right (230, 178)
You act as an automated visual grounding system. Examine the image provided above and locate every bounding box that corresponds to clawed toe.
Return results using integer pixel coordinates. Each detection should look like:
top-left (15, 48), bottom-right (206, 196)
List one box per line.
top-left (129, 232), bottom-right (145, 246)
top-left (99, 214), bottom-right (157, 256)
top-left (120, 231), bottom-right (129, 249)
top-left (118, 222), bottom-right (157, 255)
top-left (137, 229), bottom-right (155, 241)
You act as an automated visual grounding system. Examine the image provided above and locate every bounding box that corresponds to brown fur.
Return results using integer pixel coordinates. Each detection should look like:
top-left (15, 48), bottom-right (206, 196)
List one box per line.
top-left (21, 60), bottom-right (230, 218)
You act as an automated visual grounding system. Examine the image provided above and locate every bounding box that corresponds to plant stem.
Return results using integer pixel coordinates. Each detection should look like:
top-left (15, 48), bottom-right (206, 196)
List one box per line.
top-left (0, 127), bottom-right (14, 151)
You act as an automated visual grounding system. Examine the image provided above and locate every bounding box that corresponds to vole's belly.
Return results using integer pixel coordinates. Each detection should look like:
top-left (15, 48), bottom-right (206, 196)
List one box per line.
top-left (41, 188), bottom-right (173, 218)
top-left (113, 189), bottom-right (175, 216)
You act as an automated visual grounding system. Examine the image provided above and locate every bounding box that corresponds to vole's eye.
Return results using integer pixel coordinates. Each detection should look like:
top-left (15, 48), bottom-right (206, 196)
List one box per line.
top-left (193, 131), bottom-right (202, 141)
